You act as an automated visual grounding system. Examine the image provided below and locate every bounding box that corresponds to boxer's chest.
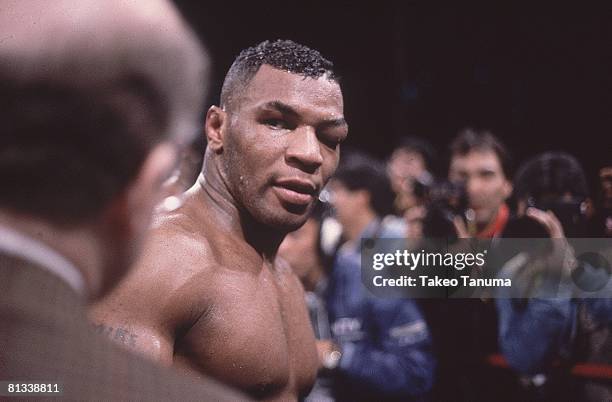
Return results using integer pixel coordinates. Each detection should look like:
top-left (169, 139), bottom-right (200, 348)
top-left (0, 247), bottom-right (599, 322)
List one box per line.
top-left (176, 267), bottom-right (318, 399)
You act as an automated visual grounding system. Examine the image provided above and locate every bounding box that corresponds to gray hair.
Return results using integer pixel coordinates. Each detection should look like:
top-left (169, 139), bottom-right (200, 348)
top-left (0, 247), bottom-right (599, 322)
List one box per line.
top-left (0, 0), bottom-right (209, 223)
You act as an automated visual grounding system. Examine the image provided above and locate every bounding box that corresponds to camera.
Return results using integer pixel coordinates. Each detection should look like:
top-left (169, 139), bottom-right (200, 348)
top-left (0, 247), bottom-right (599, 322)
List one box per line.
top-left (503, 196), bottom-right (588, 238)
top-left (414, 179), bottom-right (469, 238)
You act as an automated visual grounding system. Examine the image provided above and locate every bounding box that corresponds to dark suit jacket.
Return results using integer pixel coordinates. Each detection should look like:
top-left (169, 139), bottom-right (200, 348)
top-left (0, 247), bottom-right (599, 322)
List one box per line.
top-left (0, 254), bottom-right (246, 401)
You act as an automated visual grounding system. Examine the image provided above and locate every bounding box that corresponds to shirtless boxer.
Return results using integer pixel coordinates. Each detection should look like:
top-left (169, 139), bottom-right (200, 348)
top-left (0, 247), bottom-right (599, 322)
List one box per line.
top-left (91, 40), bottom-right (348, 401)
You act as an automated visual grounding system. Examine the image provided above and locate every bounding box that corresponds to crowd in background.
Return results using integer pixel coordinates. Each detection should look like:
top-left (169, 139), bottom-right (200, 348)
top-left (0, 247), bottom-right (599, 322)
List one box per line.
top-left (274, 128), bottom-right (612, 402)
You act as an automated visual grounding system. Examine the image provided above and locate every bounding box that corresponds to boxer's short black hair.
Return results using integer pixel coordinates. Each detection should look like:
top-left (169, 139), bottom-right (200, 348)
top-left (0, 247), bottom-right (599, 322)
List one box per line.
top-left (220, 39), bottom-right (337, 109)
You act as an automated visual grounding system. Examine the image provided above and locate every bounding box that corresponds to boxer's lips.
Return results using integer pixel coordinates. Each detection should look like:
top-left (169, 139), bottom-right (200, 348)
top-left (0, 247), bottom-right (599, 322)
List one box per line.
top-left (273, 178), bottom-right (317, 206)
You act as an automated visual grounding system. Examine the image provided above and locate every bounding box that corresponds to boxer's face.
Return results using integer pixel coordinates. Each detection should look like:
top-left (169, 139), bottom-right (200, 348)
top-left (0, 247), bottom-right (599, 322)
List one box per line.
top-left (223, 65), bottom-right (347, 231)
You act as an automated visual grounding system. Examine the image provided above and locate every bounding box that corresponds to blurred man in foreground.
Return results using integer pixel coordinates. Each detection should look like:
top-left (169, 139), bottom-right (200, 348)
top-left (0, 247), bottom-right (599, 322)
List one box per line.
top-left (0, 0), bottom-right (243, 400)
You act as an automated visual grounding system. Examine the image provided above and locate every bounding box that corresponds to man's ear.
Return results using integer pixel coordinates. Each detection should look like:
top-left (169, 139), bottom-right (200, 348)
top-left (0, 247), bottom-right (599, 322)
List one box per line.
top-left (102, 143), bottom-right (177, 244)
top-left (356, 189), bottom-right (372, 210)
top-left (205, 105), bottom-right (227, 153)
top-left (502, 179), bottom-right (513, 200)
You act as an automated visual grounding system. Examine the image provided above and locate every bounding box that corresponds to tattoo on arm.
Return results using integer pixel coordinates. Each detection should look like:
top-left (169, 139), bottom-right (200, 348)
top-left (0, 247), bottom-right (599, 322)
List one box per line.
top-left (93, 323), bottom-right (138, 347)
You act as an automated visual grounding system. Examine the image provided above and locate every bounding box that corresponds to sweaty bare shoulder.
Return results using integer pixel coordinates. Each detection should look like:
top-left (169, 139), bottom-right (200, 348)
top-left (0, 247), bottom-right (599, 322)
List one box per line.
top-left (90, 212), bottom-right (221, 365)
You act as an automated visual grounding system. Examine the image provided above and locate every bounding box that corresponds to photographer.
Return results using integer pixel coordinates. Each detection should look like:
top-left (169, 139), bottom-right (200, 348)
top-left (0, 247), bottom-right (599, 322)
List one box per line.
top-left (590, 166), bottom-right (612, 237)
top-left (407, 129), bottom-right (518, 402)
top-left (496, 152), bottom-right (611, 401)
top-left (447, 128), bottom-right (513, 238)
top-left (405, 128), bottom-right (512, 241)
top-left (387, 136), bottom-right (436, 216)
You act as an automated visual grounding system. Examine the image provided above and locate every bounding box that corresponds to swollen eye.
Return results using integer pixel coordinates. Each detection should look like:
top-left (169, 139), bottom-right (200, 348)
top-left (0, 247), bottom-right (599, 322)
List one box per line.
top-left (321, 139), bottom-right (339, 149)
top-left (265, 119), bottom-right (286, 129)
top-left (320, 134), bottom-right (343, 150)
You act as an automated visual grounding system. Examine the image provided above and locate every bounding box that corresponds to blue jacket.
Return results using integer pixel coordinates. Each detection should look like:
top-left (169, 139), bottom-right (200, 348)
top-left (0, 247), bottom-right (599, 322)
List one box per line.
top-left (495, 251), bottom-right (612, 375)
top-left (496, 297), bottom-right (577, 374)
top-left (585, 298), bottom-right (612, 325)
top-left (326, 219), bottom-right (435, 401)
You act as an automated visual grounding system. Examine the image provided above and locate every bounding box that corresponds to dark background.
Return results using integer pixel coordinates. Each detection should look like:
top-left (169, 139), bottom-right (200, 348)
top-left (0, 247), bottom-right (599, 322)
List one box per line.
top-left (173, 1), bottom-right (611, 188)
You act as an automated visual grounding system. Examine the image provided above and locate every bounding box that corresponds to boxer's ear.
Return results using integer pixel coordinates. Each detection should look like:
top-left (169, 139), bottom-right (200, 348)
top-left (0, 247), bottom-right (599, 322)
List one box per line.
top-left (205, 105), bottom-right (226, 153)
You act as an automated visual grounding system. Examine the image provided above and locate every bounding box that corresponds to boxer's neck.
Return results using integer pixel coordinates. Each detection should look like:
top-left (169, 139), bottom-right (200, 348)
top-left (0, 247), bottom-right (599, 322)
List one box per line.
top-left (195, 170), bottom-right (283, 263)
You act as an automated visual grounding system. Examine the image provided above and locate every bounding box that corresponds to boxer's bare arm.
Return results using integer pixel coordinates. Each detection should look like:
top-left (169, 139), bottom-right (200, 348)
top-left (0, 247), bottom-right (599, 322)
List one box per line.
top-left (90, 306), bottom-right (174, 365)
top-left (90, 222), bottom-right (212, 365)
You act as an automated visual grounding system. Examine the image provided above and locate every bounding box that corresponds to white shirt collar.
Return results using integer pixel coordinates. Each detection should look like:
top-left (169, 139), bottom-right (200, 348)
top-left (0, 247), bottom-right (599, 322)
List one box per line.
top-left (0, 224), bottom-right (87, 296)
